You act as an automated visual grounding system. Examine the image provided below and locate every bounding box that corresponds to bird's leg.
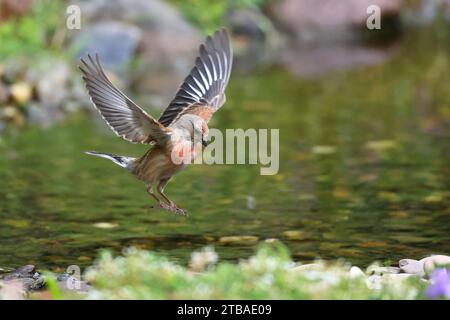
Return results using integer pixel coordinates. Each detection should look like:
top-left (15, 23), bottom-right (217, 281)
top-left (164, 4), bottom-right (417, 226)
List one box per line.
top-left (147, 184), bottom-right (171, 211)
top-left (157, 178), bottom-right (187, 215)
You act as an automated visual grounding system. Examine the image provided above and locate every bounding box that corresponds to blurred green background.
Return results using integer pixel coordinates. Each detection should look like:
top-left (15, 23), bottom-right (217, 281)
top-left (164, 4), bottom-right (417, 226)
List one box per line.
top-left (0, 0), bottom-right (449, 272)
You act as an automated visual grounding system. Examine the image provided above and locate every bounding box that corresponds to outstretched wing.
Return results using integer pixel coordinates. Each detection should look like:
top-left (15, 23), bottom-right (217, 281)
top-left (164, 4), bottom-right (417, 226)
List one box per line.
top-left (79, 54), bottom-right (171, 145)
top-left (158, 28), bottom-right (233, 127)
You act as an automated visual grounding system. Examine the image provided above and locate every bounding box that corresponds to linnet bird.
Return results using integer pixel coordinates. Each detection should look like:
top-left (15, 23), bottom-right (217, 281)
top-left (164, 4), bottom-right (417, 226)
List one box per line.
top-left (80, 28), bottom-right (233, 214)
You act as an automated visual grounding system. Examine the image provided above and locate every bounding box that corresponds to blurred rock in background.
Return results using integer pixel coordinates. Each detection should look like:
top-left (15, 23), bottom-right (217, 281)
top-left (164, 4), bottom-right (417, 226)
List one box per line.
top-left (1, 0), bottom-right (449, 130)
top-left (267, 0), bottom-right (402, 43)
top-left (226, 6), bottom-right (286, 73)
top-left (0, 0), bottom-right (32, 22)
top-left (71, 0), bottom-right (203, 108)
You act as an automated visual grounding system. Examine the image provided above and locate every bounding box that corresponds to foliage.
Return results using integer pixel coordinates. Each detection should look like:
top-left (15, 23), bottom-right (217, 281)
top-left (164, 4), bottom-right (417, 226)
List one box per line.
top-left (65, 242), bottom-right (433, 300)
top-left (0, 0), bottom-right (65, 58)
top-left (169, 0), bottom-right (267, 33)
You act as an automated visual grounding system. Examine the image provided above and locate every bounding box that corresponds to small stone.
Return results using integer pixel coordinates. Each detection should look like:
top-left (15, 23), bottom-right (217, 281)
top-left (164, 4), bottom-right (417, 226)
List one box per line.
top-left (0, 83), bottom-right (8, 103)
top-left (246, 196), bottom-right (256, 210)
top-left (349, 266), bottom-right (366, 278)
top-left (219, 235), bottom-right (259, 245)
top-left (382, 273), bottom-right (418, 282)
top-left (399, 259), bottom-right (424, 276)
top-left (365, 140), bottom-right (398, 151)
top-left (9, 82), bottom-right (32, 104)
top-left (92, 222), bottom-right (118, 229)
top-left (282, 230), bottom-right (307, 241)
top-left (420, 255), bottom-right (450, 274)
top-left (1, 106), bottom-right (25, 126)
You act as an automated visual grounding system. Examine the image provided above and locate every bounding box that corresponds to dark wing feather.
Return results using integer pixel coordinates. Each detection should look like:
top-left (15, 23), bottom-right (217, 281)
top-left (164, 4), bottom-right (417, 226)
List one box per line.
top-left (158, 28), bottom-right (233, 126)
top-left (79, 54), bottom-right (170, 145)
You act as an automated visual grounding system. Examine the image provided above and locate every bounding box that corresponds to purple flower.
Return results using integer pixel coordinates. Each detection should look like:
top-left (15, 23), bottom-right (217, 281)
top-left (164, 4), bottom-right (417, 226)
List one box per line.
top-left (426, 268), bottom-right (450, 299)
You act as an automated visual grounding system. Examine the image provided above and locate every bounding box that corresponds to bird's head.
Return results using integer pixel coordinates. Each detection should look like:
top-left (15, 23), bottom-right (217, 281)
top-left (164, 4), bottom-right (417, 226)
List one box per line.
top-left (173, 114), bottom-right (209, 147)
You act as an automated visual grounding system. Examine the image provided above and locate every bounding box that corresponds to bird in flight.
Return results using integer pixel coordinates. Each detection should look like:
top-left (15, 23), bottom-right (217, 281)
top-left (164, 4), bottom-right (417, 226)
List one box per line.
top-left (79, 28), bottom-right (233, 215)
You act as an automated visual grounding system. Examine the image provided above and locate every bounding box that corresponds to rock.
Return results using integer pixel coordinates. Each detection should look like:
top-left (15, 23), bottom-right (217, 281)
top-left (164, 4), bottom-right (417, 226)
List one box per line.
top-left (0, 83), bottom-right (8, 103)
top-left (420, 255), bottom-right (450, 274)
top-left (292, 263), bottom-right (322, 273)
top-left (57, 273), bottom-right (91, 293)
top-left (23, 58), bottom-right (80, 128)
top-left (226, 7), bottom-right (285, 73)
top-left (282, 230), bottom-right (307, 241)
top-left (92, 222), bottom-right (118, 229)
top-left (366, 140), bottom-right (398, 151)
top-left (3, 265), bottom-right (35, 280)
top-left (280, 43), bottom-right (393, 78)
top-left (219, 235), bottom-right (259, 245)
top-left (349, 266), bottom-right (366, 278)
top-left (399, 259), bottom-right (425, 276)
top-left (312, 145), bottom-right (337, 155)
top-left (366, 274), bottom-right (382, 289)
top-left (9, 82), bottom-right (32, 104)
top-left (72, 21), bottom-right (141, 72)
top-left (268, 0), bottom-right (401, 42)
top-left (0, 280), bottom-right (26, 300)
top-left (0, 0), bottom-right (32, 22)
top-left (189, 246), bottom-right (218, 272)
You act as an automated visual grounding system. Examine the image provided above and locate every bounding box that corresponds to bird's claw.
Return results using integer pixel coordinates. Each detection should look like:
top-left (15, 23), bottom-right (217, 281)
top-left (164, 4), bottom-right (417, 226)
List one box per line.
top-left (159, 201), bottom-right (187, 215)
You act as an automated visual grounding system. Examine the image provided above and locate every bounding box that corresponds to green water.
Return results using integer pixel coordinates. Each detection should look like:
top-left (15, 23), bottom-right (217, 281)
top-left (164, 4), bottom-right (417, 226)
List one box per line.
top-left (0, 29), bottom-right (449, 271)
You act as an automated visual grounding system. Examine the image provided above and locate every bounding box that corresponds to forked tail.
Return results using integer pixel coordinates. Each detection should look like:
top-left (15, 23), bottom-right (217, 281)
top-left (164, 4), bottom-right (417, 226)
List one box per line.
top-left (85, 151), bottom-right (135, 169)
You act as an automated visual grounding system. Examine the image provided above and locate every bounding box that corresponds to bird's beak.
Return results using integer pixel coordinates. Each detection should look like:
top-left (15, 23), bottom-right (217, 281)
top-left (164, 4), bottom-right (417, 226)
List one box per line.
top-left (202, 138), bottom-right (209, 147)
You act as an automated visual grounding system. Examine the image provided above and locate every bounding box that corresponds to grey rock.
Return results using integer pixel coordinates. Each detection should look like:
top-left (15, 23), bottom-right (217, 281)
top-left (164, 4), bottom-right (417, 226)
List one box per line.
top-left (399, 259), bottom-right (425, 276)
top-left (73, 21), bottom-right (141, 73)
top-left (72, 0), bottom-right (203, 107)
top-left (227, 8), bottom-right (285, 73)
top-left (4, 265), bottom-right (35, 280)
top-left (349, 266), bottom-right (366, 278)
top-left (420, 255), bottom-right (450, 274)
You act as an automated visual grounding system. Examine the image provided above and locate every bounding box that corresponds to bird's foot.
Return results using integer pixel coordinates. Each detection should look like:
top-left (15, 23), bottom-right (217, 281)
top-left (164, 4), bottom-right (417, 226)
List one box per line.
top-left (158, 201), bottom-right (187, 215)
top-left (169, 201), bottom-right (188, 215)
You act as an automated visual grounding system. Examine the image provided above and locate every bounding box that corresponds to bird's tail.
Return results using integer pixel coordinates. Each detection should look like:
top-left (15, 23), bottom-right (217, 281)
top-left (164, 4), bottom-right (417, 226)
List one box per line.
top-left (85, 151), bottom-right (136, 169)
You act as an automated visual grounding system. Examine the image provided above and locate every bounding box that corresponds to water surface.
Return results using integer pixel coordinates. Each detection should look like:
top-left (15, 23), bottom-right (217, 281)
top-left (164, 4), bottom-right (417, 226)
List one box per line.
top-left (0, 29), bottom-right (449, 271)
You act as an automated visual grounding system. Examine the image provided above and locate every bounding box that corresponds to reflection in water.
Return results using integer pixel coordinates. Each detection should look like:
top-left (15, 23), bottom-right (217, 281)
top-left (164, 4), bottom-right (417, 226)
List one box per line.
top-left (0, 29), bottom-right (449, 270)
